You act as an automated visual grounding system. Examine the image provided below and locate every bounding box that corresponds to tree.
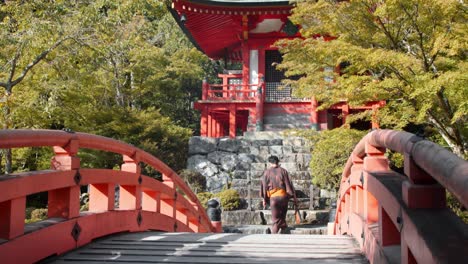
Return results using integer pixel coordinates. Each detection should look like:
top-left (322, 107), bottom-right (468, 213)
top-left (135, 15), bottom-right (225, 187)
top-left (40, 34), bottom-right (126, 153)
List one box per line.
top-left (1, 1), bottom-right (208, 174)
top-left (0, 1), bottom-right (88, 173)
top-left (277, 0), bottom-right (467, 158)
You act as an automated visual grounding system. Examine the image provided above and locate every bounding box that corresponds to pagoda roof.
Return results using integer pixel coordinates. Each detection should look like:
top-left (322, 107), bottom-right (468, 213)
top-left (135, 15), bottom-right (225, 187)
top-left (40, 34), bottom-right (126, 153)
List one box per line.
top-left (170, 0), bottom-right (297, 60)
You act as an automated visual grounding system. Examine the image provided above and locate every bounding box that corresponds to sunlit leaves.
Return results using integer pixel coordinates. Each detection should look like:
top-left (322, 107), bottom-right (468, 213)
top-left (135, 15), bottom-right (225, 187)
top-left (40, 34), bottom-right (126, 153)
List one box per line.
top-left (278, 0), bottom-right (467, 157)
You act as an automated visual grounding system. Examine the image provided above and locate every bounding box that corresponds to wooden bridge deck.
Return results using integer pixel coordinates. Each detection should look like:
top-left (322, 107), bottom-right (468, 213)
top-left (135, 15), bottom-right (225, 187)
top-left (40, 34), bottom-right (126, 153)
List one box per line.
top-left (50, 232), bottom-right (367, 264)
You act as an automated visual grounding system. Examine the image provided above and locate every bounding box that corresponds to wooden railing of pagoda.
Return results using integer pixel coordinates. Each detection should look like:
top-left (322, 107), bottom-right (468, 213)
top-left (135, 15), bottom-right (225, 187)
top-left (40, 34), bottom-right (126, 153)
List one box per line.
top-left (333, 129), bottom-right (468, 263)
top-left (202, 81), bottom-right (265, 101)
top-left (0, 129), bottom-right (216, 264)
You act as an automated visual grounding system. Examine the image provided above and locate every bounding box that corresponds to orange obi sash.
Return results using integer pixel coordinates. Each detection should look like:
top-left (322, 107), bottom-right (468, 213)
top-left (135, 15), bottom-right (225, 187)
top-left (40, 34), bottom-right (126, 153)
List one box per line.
top-left (267, 188), bottom-right (287, 198)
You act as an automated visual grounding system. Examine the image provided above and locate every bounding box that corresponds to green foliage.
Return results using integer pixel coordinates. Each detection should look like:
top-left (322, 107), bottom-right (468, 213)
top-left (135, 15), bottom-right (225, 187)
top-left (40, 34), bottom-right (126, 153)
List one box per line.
top-left (277, 0), bottom-right (468, 158)
top-left (196, 192), bottom-right (214, 210)
top-left (447, 191), bottom-right (468, 224)
top-left (1, 1), bottom-right (209, 174)
top-left (310, 128), bottom-right (366, 190)
top-left (25, 208), bottom-right (48, 223)
top-left (11, 147), bottom-right (53, 173)
top-left (216, 189), bottom-right (241, 211)
top-left (387, 151), bottom-right (404, 172)
top-left (179, 169), bottom-right (206, 194)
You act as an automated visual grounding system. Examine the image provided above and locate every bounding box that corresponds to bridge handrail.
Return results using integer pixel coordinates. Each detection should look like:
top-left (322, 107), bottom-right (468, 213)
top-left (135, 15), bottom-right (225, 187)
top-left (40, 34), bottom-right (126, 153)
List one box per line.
top-left (335, 129), bottom-right (468, 264)
top-left (0, 129), bottom-right (217, 263)
top-left (0, 129), bottom-right (208, 215)
top-left (341, 129), bottom-right (468, 207)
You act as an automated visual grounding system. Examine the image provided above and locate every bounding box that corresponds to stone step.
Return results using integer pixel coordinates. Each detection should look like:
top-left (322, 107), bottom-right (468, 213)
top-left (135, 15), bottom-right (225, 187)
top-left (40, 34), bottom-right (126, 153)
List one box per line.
top-left (53, 232), bottom-right (367, 264)
top-left (224, 224), bottom-right (329, 235)
top-left (243, 131), bottom-right (284, 139)
top-left (221, 209), bottom-right (329, 226)
top-left (264, 124), bottom-right (313, 131)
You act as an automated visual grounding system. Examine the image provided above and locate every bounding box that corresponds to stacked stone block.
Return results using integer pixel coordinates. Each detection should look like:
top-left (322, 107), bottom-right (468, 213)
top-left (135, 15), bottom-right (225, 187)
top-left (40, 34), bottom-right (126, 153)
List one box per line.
top-left (187, 132), bottom-right (334, 210)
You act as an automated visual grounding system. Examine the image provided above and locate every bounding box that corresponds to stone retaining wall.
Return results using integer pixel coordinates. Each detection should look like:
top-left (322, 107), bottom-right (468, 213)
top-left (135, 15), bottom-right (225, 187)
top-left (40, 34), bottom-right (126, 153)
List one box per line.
top-left (187, 132), bottom-right (336, 209)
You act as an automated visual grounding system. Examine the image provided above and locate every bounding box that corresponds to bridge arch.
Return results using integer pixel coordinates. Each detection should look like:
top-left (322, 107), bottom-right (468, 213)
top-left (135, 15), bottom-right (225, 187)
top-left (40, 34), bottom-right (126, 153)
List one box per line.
top-left (334, 129), bottom-right (468, 263)
top-left (0, 129), bottom-right (216, 264)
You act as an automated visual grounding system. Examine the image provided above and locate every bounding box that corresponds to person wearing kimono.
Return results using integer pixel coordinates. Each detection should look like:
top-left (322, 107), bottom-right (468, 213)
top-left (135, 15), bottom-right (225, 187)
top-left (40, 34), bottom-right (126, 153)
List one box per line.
top-left (260, 155), bottom-right (296, 234)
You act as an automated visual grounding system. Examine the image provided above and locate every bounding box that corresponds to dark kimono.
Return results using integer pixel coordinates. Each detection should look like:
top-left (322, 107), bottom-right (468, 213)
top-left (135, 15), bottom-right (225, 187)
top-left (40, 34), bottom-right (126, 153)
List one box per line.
top-left (260, 166), bottom-right (295, 234)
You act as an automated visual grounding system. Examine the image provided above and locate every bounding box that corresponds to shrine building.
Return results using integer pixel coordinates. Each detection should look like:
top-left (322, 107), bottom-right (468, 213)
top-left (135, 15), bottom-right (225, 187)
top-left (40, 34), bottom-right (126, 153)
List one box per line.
top-left (170, 0), bottom-right (384, 138)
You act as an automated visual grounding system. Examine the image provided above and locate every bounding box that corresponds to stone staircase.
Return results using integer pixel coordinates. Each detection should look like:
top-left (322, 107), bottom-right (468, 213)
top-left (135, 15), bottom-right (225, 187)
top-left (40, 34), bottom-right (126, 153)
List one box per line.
top-left (52, 232), bottom-right (368, 264)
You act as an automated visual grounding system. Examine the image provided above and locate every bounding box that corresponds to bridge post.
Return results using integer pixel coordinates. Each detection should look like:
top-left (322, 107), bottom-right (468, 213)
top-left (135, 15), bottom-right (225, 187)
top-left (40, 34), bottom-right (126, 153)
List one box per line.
top-left (49, 139), bottom-right (80, 219)
top-left (403, 154), bottom-right (446, 209)
top-left (0, 197), bottom-right (26, 239)
top-left (120, 154), bottom-right (142, 211)
top-left (188, 201), bottom-right (201, 232)
top-left (161, 173), bottom-right (178, 231)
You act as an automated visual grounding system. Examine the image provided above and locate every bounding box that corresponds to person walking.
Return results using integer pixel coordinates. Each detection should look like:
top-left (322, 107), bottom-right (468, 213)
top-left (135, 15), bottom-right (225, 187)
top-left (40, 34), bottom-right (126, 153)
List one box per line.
top-left (260, 155), bottom-right (296, 234)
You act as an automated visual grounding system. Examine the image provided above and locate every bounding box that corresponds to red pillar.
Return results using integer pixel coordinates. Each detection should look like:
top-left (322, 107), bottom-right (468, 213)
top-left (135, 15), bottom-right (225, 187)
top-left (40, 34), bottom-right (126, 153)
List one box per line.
top-left (0, 197), bottom-right (26, 239)
top-left (202, 79), bottom-right (209, 100)
top-left (371, 104), bottom-right (379, 129)
top-left (229, 104), bottom-right (237, 138)
top-left (120, 154), bottom-right (142, 211)
top-left (49, 139), bottom-right (80, 219)
top-left (310, 97), bottom-right (319, 130)
top-left (241, 34), bottom-right (249, 87)
top-left (200, 106), bottom-right (208, 137)
top-left (342, 103), bottom-right (350, 127)
top-left (207, 112), bottom-right (212, 137)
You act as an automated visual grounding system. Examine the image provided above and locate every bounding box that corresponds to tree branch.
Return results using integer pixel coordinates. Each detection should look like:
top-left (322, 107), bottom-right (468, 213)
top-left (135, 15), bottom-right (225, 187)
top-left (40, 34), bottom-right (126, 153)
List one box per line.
top-left (7, 43), bottom-right (24, 85)
top-left (400, 2), bottom-right (430, 71)
top-left (10, 37), bottom-right (71, 87)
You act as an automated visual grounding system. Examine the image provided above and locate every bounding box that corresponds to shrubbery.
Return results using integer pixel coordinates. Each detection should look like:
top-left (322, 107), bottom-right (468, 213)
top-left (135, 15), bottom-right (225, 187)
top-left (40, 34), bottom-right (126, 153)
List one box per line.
top-left (309, 128), bottom-right (366, 190)
top-left (25, 208), bottom-right (48, 223)
top-left (196, 192), bottom-right (214, 209)
top-left (216, 189), bottom-right (241, 211)
top-left (179, 169), bottom-right (206, 194)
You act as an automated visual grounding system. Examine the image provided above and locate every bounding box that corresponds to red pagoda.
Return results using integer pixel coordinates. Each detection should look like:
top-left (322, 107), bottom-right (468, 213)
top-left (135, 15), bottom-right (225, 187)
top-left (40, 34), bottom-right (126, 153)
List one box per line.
top-left (170, 0), bottom-right (383, 138)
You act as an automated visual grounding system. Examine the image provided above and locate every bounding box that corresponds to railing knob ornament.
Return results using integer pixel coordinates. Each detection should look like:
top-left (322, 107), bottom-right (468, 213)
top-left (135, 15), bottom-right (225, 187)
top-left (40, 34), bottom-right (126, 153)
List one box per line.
top-left (207, 199), bottom-right (222, 233)
top-left (74, 170), bottom-right (82, 185)
top-left (71, 222), bottom-right (82, 242)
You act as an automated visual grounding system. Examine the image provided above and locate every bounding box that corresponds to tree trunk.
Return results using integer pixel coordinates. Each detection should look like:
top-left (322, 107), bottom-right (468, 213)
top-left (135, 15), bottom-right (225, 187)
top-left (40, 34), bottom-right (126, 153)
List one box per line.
top-left (427, 113), bottom-right (467, 159)
top-left (5, 149), bottom-right (12, 174)
top-left (2, 92), bottom-right (12, 174)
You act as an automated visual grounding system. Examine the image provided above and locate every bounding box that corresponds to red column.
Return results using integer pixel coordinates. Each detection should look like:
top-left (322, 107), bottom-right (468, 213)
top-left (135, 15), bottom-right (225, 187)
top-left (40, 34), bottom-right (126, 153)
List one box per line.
top-left (207, 112), bottom-right (212, 137)
top-left (342, 103), bottom-right (350, 127)
top-left (0, 197), bottom-right (26, 239)
top-left (241, 38), bottom-right (249, 87)
top-left (310, 97), bottom-right (319, 130)
top-left (202, 79), bottom-right (208, 100)
top-left (229, 104), bottom-right (237, 138)
top-left (49, 139), bottom-right (80, 219)
top-left (120, 154), bottom-right (142, 211)
top-left (200, 106), bottom-right (208, 137)
top-left (371, 104), bottom-right (379, 129)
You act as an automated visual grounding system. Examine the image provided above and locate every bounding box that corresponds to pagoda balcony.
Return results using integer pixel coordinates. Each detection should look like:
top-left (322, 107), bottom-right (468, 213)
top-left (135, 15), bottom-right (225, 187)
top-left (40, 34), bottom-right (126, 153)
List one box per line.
top-left (202, 82), bottom-right (262, 102)
top-left (201, 81), bottom-right (311, 103)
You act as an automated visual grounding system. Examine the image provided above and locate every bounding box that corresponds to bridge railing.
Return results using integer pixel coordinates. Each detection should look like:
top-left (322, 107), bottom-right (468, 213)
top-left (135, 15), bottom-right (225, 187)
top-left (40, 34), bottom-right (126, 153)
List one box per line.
top-left (333, 129), bottom-right (468, 264)
top-left (0, 129), bottom-right (217, 264)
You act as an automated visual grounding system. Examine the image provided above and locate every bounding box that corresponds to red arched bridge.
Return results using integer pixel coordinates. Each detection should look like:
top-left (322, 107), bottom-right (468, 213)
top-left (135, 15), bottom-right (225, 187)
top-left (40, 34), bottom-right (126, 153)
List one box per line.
top-left (0, 129), bottom-right (466, 263)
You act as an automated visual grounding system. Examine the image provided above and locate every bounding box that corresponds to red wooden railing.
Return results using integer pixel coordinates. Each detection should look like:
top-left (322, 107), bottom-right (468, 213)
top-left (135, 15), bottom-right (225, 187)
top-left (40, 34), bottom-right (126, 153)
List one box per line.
top-left (0, 129), bottom-right (217, 264)
top-left (202, 81), bottom-right (265, 101)
top-left (333, 129), bottom-right (468, 263)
